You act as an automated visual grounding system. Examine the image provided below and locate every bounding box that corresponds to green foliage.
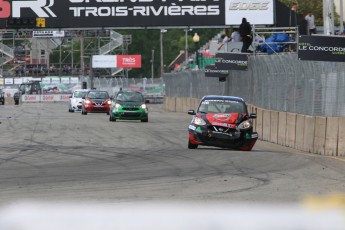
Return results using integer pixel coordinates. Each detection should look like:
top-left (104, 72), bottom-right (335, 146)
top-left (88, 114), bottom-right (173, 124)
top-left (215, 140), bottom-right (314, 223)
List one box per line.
top-left (279, 0), bottom-right (340, 25)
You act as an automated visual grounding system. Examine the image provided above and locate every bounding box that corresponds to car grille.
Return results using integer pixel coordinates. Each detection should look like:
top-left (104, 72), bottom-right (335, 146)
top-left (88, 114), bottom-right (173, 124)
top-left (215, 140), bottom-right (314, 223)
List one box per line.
top-left (92, 107), bottom-right (106, 111)
top-left (209, 125), bottom-right (237, 134)
top-left (122, 112), bottom-right (141, 117)
top-left (123, 107), bottom-right (139, 111)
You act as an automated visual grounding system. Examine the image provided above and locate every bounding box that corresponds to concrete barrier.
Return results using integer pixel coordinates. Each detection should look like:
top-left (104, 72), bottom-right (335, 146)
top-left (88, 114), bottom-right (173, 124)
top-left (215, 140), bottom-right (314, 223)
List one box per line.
top-left (314, 117), bottom-right (326, 155)
top-left (255, 108), bottom-right (263, 139)
top-left (325, 117), bottom-right (339, 156)
top-left (262, 110), bottom-right (271, 141)
top-left (176, 97), bottom-right (183, 113)
top-left (338, 117), bottom-right (345, 157)
top-left (286, 113), bottom-right (296, 148)
top-left (278, 112), bottom-right (287, 146)
top-left (4, 96), bottom-right (15, 105)
top-left (303, 116), bottom-right (315, 153)
top-left (270, 111), bottom-right (279, 144)
top-left (295, 114), bottom-right (305, 151)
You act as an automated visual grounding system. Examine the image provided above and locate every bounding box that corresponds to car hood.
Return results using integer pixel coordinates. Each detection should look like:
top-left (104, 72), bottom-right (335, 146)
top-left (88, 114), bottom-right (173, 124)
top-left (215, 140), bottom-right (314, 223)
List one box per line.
top-left (118, 101), bottom-right (144, 107)
top-left (204, 113), bottom-right (239, 125)
top-left (90, 98), bottom-right (108, 104)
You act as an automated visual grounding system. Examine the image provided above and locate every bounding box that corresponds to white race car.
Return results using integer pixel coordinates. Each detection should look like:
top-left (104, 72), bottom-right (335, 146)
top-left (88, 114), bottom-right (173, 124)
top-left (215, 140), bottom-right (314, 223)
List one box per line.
top-left (68, 89), bottom-right (89, 112)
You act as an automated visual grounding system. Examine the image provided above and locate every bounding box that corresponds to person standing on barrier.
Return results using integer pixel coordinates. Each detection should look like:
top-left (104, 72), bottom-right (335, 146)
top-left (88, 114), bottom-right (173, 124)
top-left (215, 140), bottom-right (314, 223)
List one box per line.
top-left (239, 18), bottom-right (253, 53)
top-left (305, 12), bottom-right (316, 35)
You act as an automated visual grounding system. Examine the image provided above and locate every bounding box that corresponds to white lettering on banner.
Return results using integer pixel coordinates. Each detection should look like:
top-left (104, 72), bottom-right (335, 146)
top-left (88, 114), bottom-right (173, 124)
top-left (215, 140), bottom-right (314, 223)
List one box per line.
top-left (12, 0), bottom-right (56, 17)
top-left (69, 5), bottom-right (219, 17)
top-left (229, 1), bottom-right (270, 10)
top-left (225, 0), bottom-right (273, 25)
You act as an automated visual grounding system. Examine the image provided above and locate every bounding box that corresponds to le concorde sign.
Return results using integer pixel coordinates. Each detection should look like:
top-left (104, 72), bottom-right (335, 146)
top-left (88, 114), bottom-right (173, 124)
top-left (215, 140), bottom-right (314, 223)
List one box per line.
top-left (298, 35), bottom-right (345, 62)
top-left (0, 0), bottom-right (274, 28)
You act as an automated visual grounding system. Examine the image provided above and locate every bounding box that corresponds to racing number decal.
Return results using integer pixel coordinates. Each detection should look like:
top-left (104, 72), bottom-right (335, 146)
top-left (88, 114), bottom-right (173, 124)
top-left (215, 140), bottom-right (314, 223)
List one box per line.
top-left (0, 0), bottom-right (10, 18)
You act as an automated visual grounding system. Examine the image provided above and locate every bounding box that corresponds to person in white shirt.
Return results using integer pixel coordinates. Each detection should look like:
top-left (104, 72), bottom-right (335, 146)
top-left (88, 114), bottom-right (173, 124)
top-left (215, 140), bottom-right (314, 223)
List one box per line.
top-left (305, 12), bottom-right (316, 35)
top-left (230, 28), bottom-right (241, 42)
top-left (217, 32), bottom-right (229, 51)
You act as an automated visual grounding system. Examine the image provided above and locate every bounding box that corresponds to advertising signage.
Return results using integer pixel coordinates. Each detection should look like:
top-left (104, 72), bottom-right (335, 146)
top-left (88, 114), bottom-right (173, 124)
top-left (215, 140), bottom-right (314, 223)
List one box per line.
top-left (0, 0), bottom-right (226, 28)
top-left (298, 36), bottom-right (345, 62)
top-left (215, 53), bottom-right (248, 71)
top-left (204, 65), bottom-right (229, 77)
top-left (225, 0), bottom-right (274, 25)
top-left (92, 55), bottom-right (141, 69)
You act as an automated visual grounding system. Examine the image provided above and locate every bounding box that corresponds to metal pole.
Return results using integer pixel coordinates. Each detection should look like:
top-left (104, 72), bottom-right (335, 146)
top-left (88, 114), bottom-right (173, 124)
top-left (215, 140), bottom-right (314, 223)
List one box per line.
top-left (185, 29), bottom-right (188, 63)
top-left (160, 30), bottom-right (163, 77)
top-left (151, 49), bottom-right (154, 82)
top-left (341, 0), bottom-right (344, 33)
top-left (80, 32), bottom-right (84, 77)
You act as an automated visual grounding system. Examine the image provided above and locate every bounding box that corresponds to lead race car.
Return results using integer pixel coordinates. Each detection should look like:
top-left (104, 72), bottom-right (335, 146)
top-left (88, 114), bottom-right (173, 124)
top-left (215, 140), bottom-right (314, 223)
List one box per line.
top-left (188, 95), bottom-right (258, 151)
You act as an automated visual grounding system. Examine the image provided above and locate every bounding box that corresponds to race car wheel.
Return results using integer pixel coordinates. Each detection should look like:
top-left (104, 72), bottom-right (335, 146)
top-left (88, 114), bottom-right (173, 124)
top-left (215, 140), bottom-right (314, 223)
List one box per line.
top-left (68, 108), bottom-right (74, 113)
top-left (188, 140), bottom-right (198, 149)
top-left (14, 100), bottom-right (19, 105)
top-left (141, 118), bottom-right (148, 122)
top-left (81, 110), bottom-right (87, 115)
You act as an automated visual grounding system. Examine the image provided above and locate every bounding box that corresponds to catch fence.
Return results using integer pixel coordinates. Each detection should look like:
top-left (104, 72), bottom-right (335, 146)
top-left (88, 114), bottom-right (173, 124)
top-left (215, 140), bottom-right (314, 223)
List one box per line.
top-left (163, 53), bottom-right (345, 117)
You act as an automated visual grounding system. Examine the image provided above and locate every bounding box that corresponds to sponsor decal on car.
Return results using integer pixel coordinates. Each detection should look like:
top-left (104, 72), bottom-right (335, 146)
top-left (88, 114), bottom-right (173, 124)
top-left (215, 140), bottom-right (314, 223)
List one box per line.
top-left (188, 125), bottom-right (196, 131)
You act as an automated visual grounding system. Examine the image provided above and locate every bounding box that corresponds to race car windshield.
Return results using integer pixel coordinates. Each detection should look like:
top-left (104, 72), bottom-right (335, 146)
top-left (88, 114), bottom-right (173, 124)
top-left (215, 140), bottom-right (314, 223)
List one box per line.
top-left (73, 91), bottom-right (88, 98)
top-left (116, 92), bottom-right (144, 102)
top-left (87, 92), bottom-right (109, 99)
top-left (198, 100), bottom-right (245, 114)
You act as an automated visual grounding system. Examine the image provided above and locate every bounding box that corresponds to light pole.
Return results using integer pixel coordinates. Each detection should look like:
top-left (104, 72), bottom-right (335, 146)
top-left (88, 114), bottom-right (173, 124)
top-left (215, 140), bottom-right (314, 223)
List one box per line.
top-left (151, 49), bottom-right (154, 82)
top-left (160, 29), bottom-right (167, 77)
top-left (185, 28), bottom-right (192, 64)
top-left (193, 33), bottom-right (200, 69)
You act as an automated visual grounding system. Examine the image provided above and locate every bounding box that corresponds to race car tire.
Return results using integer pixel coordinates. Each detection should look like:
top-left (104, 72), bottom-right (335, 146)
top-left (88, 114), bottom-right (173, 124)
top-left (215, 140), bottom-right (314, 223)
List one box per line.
top-left (1, 101), bottom-right (4, 105)
top-left (141, 118), bottom-right (148, 122)
top-left (68, 108), bottom-right (74, 113)
top-left (14, 100), bottom-right (19, 105)
top-left (188, 140), bottom-right (198, 149)
top-left (81, 110), bottom-right (87, 115)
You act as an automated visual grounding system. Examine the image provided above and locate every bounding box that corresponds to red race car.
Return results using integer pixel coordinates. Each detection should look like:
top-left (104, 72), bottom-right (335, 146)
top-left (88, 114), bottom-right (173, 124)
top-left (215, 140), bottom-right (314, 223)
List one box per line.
top-left (188, 95), bottom-right (258, 151)
top-left (81, 90), bottom-right (111, 115)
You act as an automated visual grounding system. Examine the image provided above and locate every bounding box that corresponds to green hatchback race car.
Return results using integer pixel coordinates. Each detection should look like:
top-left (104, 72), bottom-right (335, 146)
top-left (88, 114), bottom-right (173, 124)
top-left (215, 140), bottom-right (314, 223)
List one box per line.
top-left (109, 90), bottom-right (149, 122)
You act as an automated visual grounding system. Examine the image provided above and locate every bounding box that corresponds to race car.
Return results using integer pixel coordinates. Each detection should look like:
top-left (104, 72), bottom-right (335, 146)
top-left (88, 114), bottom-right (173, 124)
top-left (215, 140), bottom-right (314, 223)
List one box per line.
top-left (68, 89), bottom-right (89, 112)
top-left (109, 90), bottom-right (148, 122)
top-left (188, 95), bottom-right (258, 151)
top-left (81, 90), bottom-right (111, 115)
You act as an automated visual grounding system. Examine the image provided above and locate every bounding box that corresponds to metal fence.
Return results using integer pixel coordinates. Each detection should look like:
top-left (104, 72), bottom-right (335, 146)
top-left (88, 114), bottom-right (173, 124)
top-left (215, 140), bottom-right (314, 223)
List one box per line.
top-left (163, 53), bottom-right (345, 117)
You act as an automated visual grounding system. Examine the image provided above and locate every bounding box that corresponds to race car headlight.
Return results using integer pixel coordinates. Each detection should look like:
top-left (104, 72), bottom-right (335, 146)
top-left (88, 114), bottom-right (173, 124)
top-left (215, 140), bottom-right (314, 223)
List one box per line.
top-left (141, 104), bottom-right (147, 109)
top-left (72, 98), bottom-right (77, 103)
top-left (85, 100), bottom-right (91, 104)
top-left (115, 103), bottom-right (121, 109)
top-left (193, 117), bottom-right (206, 126)
top-left (107, 100), bottom-right (112, 105)
top-left (238, 120), bottom-right (251, 129)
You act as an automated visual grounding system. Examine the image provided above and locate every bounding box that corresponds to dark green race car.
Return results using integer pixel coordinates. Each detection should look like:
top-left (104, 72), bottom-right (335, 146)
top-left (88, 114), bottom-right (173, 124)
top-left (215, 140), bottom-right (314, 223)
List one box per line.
top-left (109, 91), bottom-right (149, 122)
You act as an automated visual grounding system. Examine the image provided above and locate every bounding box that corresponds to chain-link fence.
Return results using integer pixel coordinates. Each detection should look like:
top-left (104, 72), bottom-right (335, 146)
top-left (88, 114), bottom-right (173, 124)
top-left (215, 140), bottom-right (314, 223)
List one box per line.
top-left (163, 53), bottom-right (345, 117)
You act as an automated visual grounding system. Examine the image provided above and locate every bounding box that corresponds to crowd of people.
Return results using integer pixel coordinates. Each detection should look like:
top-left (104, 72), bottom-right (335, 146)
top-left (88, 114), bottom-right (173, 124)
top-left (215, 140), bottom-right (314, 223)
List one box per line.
top-left (14, 64), bottom-right (91, 76)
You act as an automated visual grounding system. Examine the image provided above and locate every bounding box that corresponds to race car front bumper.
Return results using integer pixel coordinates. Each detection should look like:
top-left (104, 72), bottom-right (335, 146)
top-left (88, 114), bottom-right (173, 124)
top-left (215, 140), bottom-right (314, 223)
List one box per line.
top-left (188, 124), bottom-right (258, 150)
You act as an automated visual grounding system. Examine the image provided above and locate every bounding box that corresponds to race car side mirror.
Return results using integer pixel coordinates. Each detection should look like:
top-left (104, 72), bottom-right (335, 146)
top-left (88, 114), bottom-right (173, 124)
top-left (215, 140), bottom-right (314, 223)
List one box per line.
top-left (250, 113), bottom-right (257, 119)
top-left (145, 99), bottom-right (150, 104)
top-left (69, 95), bottom-right (72, 98)
top-left (82, 97), bottom-right (85, 99)
top-left (188, 109), bottom-right (196, 115)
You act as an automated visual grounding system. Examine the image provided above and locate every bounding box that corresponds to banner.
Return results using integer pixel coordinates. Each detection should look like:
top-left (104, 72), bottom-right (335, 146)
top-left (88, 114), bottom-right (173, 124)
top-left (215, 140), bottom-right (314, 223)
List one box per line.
top-left (117, 55), bottom-right (142, 68)
top-left (204, 65), bottom-right (229, 77)
top-left (0, 0), bottom-right (226, 28)
top-left (215, 53), bottom-right (248, 71)
top-left (93, 55), bottom-right (141, 68)
top-left (225, 0), bottom-right (274, 25)
top-left (33, 30), bottom-right (65, 38)
top-left (298, 36), bottom-right (345, 62)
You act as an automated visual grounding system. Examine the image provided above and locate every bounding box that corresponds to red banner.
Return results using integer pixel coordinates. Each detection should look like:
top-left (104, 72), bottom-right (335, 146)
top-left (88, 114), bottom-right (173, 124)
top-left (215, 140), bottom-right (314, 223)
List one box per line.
top-left (116, 55), bottom-right (142, 68)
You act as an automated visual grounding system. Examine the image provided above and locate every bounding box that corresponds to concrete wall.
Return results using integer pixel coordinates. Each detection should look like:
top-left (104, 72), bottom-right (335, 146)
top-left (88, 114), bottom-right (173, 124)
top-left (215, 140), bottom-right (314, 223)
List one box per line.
top-left (164, 96), bottom-right (344, 157)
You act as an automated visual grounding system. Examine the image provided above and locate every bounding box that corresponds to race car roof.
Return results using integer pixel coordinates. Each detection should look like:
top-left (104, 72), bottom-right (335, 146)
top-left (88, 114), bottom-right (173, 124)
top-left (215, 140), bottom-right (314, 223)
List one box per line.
top-left (201, 95), bottom-right (244, 103)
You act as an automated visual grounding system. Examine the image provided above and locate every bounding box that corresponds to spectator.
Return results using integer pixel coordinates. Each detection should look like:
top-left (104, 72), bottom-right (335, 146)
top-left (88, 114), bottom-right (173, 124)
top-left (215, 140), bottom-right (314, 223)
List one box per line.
top-left (254, 34), bottom-right (265, 51)
top-left (239, 18), bottom-right (253, 53)
top-left (217, 32), bottom-right (229, 51)
top-left (305, 12), bottom-right (316, 35)
top-left (230, 28), bottom-right (241, 42)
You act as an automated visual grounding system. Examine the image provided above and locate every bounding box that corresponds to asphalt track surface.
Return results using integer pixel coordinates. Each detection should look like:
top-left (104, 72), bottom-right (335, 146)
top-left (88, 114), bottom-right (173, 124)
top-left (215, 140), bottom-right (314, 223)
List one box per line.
top-left (0, 103), bottom-right (345, 205)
